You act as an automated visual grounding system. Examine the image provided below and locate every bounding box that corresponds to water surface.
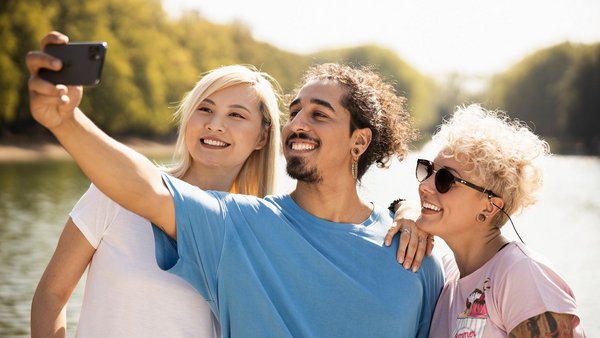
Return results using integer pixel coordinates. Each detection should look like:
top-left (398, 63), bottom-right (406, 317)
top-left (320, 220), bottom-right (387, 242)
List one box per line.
top-left (1, 153), bottom-right (598, 336)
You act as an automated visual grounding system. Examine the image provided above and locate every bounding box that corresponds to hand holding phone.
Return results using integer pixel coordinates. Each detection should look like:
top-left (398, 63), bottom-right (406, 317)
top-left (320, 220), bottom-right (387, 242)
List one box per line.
top-left (39, 42), bottom-right (108, 86)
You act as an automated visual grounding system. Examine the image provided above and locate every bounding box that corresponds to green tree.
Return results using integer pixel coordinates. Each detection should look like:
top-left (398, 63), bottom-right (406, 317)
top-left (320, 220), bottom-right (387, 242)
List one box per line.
top-left (487, 43), bottom-right (577, 137)
top-left (0, 0), bottom-right (56, 135)
top-left (432, 73), bottom-right (477, 133)
top-left (84, 0), bottom-right (194, 135)
top-left (560, 44), bottom-right (600, 154)
top-left (1, 0), bottom-right (442, 141)
top-left (174, 12), bottom-right (238, 71)
top-left (311, 45), bottom-right (439, 131)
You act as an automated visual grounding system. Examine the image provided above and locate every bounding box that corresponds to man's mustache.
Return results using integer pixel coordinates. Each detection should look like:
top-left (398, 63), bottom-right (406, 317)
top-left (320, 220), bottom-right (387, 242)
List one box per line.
top-left (285, 132), bottom-right (320, 146)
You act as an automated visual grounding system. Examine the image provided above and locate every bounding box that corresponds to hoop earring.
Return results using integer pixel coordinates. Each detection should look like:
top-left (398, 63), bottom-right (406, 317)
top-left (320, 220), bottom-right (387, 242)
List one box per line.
top-left (477, 213), bottom-right (487, 222)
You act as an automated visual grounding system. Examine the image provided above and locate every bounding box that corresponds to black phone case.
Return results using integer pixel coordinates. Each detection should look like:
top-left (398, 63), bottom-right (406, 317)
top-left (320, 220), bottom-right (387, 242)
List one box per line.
top-left (39, 42), bottom-right (107, 86)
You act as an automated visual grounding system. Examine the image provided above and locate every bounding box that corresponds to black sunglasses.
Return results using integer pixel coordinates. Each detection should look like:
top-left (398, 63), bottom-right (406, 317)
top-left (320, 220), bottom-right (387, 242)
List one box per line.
top-left (416, 159), bottom-right (498, 197)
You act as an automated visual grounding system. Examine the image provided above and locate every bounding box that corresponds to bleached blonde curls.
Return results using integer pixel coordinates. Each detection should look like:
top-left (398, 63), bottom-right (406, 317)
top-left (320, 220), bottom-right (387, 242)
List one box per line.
top-left (433, 104), bottom-right (551, 228)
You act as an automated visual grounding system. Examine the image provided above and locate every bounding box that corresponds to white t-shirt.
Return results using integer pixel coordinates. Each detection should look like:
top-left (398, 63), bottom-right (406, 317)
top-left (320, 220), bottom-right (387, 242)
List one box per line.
top-left (429, 242), bottom-right (585, 338)
top-left (70, 184), bottom-right (218, 337)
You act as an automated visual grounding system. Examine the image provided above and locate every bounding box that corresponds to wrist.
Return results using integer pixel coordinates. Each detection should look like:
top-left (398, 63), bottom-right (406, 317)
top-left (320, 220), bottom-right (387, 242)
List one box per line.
top-left (388, 198), bottom-right (405, 213)
top-left (51, 107), bottom-right (88, 136)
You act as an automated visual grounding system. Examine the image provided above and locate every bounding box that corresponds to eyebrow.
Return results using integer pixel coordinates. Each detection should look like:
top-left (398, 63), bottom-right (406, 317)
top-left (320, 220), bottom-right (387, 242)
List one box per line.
top-left (202, 98), bottom-right (216, 106)
top-left (202, 98), bottom-right (251, 114)
top-left (288, 98), bottom-right (335, 112)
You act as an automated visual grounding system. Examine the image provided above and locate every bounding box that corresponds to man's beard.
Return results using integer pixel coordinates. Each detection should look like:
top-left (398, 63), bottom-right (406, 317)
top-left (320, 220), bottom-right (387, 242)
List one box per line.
top-left (286, 156), bottom-right (322, 184)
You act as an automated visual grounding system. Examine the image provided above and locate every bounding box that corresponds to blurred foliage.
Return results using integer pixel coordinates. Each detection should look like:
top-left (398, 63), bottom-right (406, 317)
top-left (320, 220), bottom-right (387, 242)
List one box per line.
top-left (0, 0), bottom-right (437, 141)
top-left (485, 43), bottom-right (600, 154)
top-left (311, 45), bottom-right (440, 132)
top-left (560, 44), bottom-right (600, 153)
top-left (0, 0), bottom-right (598, 154)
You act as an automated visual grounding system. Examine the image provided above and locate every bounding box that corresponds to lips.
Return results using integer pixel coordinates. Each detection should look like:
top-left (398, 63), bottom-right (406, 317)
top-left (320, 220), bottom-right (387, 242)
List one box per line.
top-left (201, 137), bottom-right (229, 147)
top-left (290, 142), bottom-right (316, 151)
top-left (422, 202), bottom-right (441, 212)
top-left (285, 132), bottom-right (319, 152)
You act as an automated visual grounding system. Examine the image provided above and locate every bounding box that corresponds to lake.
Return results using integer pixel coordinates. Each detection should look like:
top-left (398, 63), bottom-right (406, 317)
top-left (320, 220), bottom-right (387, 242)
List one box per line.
top-left (0, 149), bottom-right (598, 336)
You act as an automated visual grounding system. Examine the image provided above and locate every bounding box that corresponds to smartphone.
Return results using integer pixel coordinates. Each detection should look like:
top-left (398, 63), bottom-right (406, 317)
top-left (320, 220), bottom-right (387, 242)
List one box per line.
top-left (39, 42), bottom-right (108, 86)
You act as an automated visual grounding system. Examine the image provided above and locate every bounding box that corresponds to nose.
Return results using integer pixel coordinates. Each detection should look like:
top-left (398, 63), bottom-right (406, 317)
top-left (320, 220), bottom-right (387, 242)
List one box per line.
top-left (285, 109), bottom-right (310, 133)
top-left (418, 173), bottom-right (437, 195)
top-left (206, 114), bottom-right (225, 133)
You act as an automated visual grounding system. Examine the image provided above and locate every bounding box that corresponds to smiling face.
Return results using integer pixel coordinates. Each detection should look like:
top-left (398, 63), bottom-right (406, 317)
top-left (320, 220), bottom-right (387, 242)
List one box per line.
top-left (282, 79), bottom-right (360, 184)
top-left (184, 84), bottom-right (267, 173)
top-left (416, 153), bottom-right (491, 240)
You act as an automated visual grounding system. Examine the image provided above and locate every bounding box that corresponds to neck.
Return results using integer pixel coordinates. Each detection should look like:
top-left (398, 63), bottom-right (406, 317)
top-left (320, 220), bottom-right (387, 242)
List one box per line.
top-left (181, 163), bottom-right (240, 192)
top-left (445, 227), bottom-right (508, 278)
top-left (291, 177), bottom-right (372, 224)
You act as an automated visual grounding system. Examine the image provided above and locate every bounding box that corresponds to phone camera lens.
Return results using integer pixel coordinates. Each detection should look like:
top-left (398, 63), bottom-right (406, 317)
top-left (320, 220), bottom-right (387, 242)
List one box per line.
top-left (88, 46), bottom-right (101, 60)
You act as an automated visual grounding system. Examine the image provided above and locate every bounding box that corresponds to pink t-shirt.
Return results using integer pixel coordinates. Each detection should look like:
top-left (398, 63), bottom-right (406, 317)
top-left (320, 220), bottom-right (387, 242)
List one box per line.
top-left (429, 242), bottom-right (585, 338)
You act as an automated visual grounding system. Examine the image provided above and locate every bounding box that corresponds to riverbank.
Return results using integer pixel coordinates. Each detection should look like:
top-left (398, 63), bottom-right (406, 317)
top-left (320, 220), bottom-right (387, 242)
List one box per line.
top-left (0, 137), bottom-right (175, 162)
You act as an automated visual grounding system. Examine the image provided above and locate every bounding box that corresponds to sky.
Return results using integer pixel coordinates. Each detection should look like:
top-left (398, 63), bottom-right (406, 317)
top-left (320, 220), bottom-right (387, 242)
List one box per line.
top-left (163, 0), bottom-right (600, 79)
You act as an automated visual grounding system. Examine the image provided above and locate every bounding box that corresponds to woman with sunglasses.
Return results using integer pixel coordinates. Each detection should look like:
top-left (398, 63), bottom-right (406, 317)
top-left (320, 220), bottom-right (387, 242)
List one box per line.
top-left (416, 105), bottom-right (585, 337)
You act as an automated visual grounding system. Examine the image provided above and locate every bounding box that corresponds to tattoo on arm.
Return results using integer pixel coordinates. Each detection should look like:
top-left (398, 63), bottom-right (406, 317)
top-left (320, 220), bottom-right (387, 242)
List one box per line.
top-left (509, 311), bottom-right (574, 338)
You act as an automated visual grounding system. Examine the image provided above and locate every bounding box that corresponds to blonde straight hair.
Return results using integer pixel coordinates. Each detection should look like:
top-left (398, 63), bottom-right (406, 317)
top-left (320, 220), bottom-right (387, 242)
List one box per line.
top-left (166, 65), bottom-right (281, 197)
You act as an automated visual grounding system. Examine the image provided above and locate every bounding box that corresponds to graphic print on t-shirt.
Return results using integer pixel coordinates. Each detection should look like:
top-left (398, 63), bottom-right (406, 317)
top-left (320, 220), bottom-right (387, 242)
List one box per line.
top-left (452, 278), bottom-right (490, 338)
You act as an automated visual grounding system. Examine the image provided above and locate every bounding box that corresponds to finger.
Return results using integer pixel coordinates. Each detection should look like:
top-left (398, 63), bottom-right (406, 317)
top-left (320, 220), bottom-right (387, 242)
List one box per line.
top-left (40, 31), bottom-right (69, 50)
top-left (410, 237), bottom-right (428, 272)
top-left (26, 31), bottom-right (68, 77)
top-left (397, 218), bottom-right (419, 268)
top-left (26, 51), bottom-right (62, 76)
top-left (425, 235), bottom-right (435, 256)
top-left (29, 90), bottom-right (69, 108)
top-left (29, 76), bottom-right (66, 97)
top-left (403, 230), bottom-right (418, 270)
top-left (395, 226), bottom-right (411, 264)
top-left (384, 223), bottom-right (399, 246)
top-left (29, 83), bottom-right (69, 102)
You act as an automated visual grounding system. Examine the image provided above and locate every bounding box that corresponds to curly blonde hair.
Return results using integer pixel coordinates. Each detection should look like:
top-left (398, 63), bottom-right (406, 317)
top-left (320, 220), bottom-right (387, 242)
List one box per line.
top-left (433, 104), bottom-right (550, 227)
top-left (288, 63), bottom-right (417, 180)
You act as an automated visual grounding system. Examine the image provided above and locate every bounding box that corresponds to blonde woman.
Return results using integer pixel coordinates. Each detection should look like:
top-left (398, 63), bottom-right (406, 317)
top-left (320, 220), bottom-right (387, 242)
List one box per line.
top-left (30, 32), bottom-right (281, 337)
top-left (416, 105), bottom-right (585, 337)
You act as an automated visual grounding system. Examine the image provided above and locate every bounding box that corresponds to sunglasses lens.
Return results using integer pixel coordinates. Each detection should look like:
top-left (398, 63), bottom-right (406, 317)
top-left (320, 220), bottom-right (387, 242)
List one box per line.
top-left (435, 169), bottom-right (455, 193)
top-left (416, 160), bottom-right (431, 182)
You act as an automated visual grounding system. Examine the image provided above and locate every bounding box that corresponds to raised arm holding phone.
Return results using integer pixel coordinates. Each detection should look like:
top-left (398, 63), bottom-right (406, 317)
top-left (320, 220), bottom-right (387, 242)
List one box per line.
top-left (28, 32), bottom-right (174, 232)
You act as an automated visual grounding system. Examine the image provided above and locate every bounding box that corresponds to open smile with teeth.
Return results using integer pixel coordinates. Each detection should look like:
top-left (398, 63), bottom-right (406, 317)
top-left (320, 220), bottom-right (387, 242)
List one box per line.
top-left (202, 138), bottom-right (229, 147)
top-left (290, 142), bottom-right (316, 151)
top-left (422, 202), bottom-right (441, 212)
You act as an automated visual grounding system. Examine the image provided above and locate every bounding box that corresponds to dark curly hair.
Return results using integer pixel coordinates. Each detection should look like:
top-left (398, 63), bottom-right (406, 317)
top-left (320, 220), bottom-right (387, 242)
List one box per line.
top-left (289, 63), bottom-right (417, 180)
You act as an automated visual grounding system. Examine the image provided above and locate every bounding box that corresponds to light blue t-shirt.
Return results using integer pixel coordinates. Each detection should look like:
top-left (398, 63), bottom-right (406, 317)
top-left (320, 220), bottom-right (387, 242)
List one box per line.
top-left (153, 174), bottom-right (444, 337)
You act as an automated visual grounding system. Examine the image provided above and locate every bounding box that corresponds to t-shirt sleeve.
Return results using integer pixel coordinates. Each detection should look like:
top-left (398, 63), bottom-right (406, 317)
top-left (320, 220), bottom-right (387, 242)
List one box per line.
top-left (416, 254), bottom-right (445, 337)
top-left (152, 173), bottom-right (227, 302)
top-left (69, 183), bottom-right (121, 248)
top-left (495, 257), bottom-right (580, 332)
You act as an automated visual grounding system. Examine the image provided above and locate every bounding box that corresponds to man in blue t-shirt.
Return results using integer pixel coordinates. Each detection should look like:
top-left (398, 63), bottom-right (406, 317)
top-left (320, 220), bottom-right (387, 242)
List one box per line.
top-left (154, 174), bottom-right (443, 337)
top-left (153, 64), bottom-right (444, 337)
top-left (30, 48), bottom-right (444, 337)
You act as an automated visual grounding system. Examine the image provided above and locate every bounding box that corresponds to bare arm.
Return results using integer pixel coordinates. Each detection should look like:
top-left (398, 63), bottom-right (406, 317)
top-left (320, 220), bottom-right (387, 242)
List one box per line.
top-left (509, 312), bottom-right (574, 338)
top-left (31, 219), bottom-right (95, 338)
top-left (26, 32), bottom-right (175, 237)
